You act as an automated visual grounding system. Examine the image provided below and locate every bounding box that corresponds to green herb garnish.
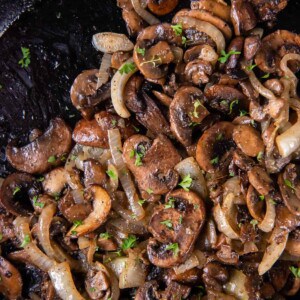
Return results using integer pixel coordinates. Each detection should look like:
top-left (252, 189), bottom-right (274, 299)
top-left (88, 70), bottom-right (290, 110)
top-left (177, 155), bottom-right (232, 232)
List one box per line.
top-left (146, 188), bottom-right (153, 194)
top-left (99, 232), bottom-right (112, 240)
top-left (178, 174), bottom-right (193, 191)
top-left (119, 62), bottom-right (136, 74)
top-left (33, 195), bottom-right (45, 208)
top-left (136, 47), bottom-right (146, 56)
top-left (20, 234), bottom-right (31, 248)
top-left (13, 186), bottom-right (21, 196)
top-left (106, 169), bottom-right (117, 179)
top-left (48, 155), bottom-right (56, 164)
top-left (290, 266), bottom-right (300, 278)
top-left (261, 73), bottom-right (270, 79)
top-left (166, 242), bottom-right (179, 257)
top-left (229, 99), bottom-right (239, 114)
top-left (259, 195), bottom-right (265, 201)
top-left (19, 47), bottom-right (31, 68)
top-left (247, 64), bottom-right (257, 71)
top-left (73, 220), bottom-right (83, 229)
top-left (210, 156), bottom-right (219, 165)
top-left (250, 219), bottom-right (258, 228)
top-left (121, 235), bottom-right (137, 250)
top-left (160, 219), bottom-right (173, 229)
top-left (171, 23), bottom-right (183, 36)
top-left (284, 179), bottom-right (295, 190)
top-left (257, 151), bottom-right (263, 162)
top-left (218, 49), bottom-right (241, 64)
top-left (138, 199), bottom-right (146, 206)
top-left (165, 197), bottom-right (176, 209)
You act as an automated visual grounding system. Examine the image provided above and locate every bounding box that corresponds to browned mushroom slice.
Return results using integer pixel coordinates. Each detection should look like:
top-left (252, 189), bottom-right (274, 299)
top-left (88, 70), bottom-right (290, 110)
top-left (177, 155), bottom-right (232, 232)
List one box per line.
top-left (83, 159), bottom-right (107, 187)
top-left (133, 23), bottom-right (182, 80)
top-left (286, 228), bottom-right (300, 257)
top-left (184, 59), bottom-right (213, 85)
top-left (190, 0), bottom-right (232, 23)
top-left (170, 86), bottom-right (209, 147)
top-left (6, 118), bottom-right (72, 174)
top-left (70, 69), bottom-right (111, 119)
top-left (224, 37), bottom-right (244, 71)
top-left (0, 173), bottom-right (39, 216)
top-left (58, 189), bottom-right (93, 223)
top-left (123, 134), bottom-right (181, 194)
top-left (147, 0), bottom-right (179, 16)
top-left (246, 185), bottom-right (265, 222)
top-left (174, 9), bottom-right (232, 40)
top-left (278, 164), bottom-right (300, 216)
top-left (111, 51), bottom-right (131, 69)
top-left (42, 167), bottom-right (67, 196)
top-left (196, 122), bottom-right (235, 173)
top-left (0, 210), bottom-right (15, 242)
top-left (184, 44), bottom-right (218, 63)
top-left (117, 0), bottom-right (146, 37)
top-left (244, 35), bottom-right (261, 61)
top-left (231, 0), bottom-right (257, 36)
top-left (276, 204), bottom-right (300, 232)
top-left (249, 0), bottom-right (288, 23)
top-left (204, 84), bottom-right (247, 115)
top-left (232, 149), bottom-right (255, 171)
top-left (147, 189), bottom-right (206, 268)
top-left (0, 256), bottom-right (23, 299)
top-left (232, 124), bottom-right (264, 157)
top-left (248, 166), bottom-right (273, 196)
top-left (255, 30), bottom-right (300, 75)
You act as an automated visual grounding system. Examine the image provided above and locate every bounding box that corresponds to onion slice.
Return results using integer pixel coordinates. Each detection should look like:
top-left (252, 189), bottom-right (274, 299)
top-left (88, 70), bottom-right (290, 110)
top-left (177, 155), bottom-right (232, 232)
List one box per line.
top-left (174, 157), bottom-right (208, 200)
top-left (131, 0), bottom-right (160, 25)
top-left (48, 262), bottom-right (85, 300)
top-left (173, 16), bottom-right (225, 54)
top-left (97, 53), bottom-right (112, 89)
top-left (108, 129), bottom-right (145, 220)
top-left (258, 197), bottom-right (276, 233)
top-left (258, 227), bottom-right (289, 275)
top-left (111, 58), bottom-right (137, 118)
top-left (92, 32), bottom-right (134, 53)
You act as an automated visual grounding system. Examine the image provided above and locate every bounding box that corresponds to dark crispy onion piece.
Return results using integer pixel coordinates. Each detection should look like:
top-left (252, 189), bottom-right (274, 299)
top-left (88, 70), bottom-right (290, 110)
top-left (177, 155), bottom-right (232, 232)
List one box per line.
top-left (147, 189), bottom-right (205, 267)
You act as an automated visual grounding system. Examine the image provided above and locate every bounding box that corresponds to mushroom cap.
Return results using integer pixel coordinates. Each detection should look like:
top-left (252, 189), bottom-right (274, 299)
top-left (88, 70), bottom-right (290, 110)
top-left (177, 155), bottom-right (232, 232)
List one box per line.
top-left (147, 0), bottom-right (179, 16)
top-left (6, 118), bottom-right (72, 174)
top-left (147, 189), bottom-right (206, 268)
top-left (170, 86), bottom-right (209, 146)
top-left (196, 121), bottom-right (235, 173)
top-left (255, 30), bottom-right (300, 75)
top-left (0, 172), bottom-right (39, 216)
top-left (123, 134), bottom-right (181, 195)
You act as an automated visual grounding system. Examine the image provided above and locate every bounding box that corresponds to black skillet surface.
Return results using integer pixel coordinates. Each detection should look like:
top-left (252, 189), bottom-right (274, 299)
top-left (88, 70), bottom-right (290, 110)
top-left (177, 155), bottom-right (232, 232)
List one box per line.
top-left (0, 0), bottom-right (300, 298)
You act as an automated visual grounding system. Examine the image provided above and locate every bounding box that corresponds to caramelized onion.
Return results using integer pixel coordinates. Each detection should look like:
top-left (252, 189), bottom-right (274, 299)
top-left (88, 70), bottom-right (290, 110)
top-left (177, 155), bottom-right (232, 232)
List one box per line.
top-left (97, 53), bottom-right (112, 89)
top-left (258, 197), bottom-right (276, 233)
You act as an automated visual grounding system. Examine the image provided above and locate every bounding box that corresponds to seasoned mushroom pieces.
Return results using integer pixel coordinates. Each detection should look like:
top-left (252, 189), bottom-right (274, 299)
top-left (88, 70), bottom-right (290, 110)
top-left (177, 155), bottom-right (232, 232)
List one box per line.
top-left (0, 173), bottom-right (39, 216)
top-left (196, 122), bottom-right (235, 173)
top-left (147, 0), bottom-right (179, 16)
top-left (0, 256), bottom-right (23, 299)
top-left (6, 118), bottom-right (72, 174)
top-left (70, 69), bottom-right (111, 119)
top-left (123, 134), bottom-right (181, 195)
top-left (133, 23), bottom-right (182, 80)
top-left (170, 86), bottom-right (209, 146)
top-left (278, 164), bottom-right (300, 216)
top-left (147, 189), bottom-right (206, 268)
top-left (233, 125), bottom-right (264, 157)
top-left (255, 30), bottom-right (300, 75)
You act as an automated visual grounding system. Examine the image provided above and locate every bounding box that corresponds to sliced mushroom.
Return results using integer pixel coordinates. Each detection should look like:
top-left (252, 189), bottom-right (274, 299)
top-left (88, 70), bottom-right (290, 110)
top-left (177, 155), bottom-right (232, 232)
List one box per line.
top-left (286, 228), bottom-right (300, 257)
top-left (255, 30), bottom-right (300, 75)
top-left (246, 185), bottom-right (265, 222)
top-left (231, 0), bottom-right (257, 36)
top-left (0, 256), bottom-right (23, 300)
top-left (170, 86), bottom-right (209, 147)
top-left (278, 163), bottom-right (300, 216)
top-left (147, 0), bottom-right (179, 16)
top-left (117, 0), bottom-right (146, 37)
top-left (185, 59), bottom-right (213, 85)
top-left (204, 84), bottom-right (247, 115)
top-left (133, 23), bottom-right (183, 80)
top-left (233, 124), bottom-right (264, 157)
top-left (0, 173), bottom-right (39, 216)
top-left (43, 167), bottom-right (67, 196)
top-left (83, 159), bottom-right (107, 188)
top-left (70, 70), bottom-right (111, 119)
top-left (6, 118), bottom-right (72, 174)
top-left (264, 79), bottom-right (284, 96)
top-left (123, 134), bottom-right (181, 194)
top-left (0, 210), bottom-right (15, 242)
top-left (224, 37), bottom-right (244, 72)
top-left (184, 44), bottom-right (218, 64)
top-left (247, 166), bottom-right (273, 196)
top-left (147, 189), bottom-right (206, 267)
top-left (244, 35), bottom-right (261, 61)
top-left (196, 122), bottom-right (235, 173)
top-left (111, 51), bottom-right (132, 70)
top-left (67, 186), bottom-right (111, 237)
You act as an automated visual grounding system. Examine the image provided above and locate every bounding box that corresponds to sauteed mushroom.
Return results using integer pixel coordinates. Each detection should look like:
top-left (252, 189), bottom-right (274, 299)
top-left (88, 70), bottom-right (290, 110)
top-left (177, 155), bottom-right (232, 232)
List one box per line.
top-left (147, 0), bottom-right (179, 16)
top-left (6, 118), bottom-right (72, 174)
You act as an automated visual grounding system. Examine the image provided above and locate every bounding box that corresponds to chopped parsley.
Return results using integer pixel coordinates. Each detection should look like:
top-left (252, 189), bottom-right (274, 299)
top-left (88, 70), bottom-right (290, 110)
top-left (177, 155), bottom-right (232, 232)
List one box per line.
top-left (99, 232), bottom-right (112, 240)
top-left (111, 119), bottom-right (117, 126)
top-left (160, 219), bottom-right (173, 229)
top-left (166, 242), bottom-right (179, 257)
top-left (138, 199), bottom-right (146, 206)
top-left (33, 195), bottom-right (45, 208)
top-left (106, 169), bottom-right (117, 179)
top-left (36, 176), bottom-right (44, 182)
top-left (210, 156), bottom-right (219, 165)
top-left (140, 55), bottom-right (162, 67)
top-left (191, 100), bottom-right (203, 118)
top-left (146, 188), bottom-right (153, 194)
top-left (179, 215), bottom-right (183, 224)
top-left (121, 235), bottom-right (137, 250)
top-left (257, 151), bottom-right (263, 162)
top-left (178, 174), bottom-right (193, 191)
top-left (229, 99), bottom-right (239, 114)
top-left (165, 197), bottom-right (176, 209)
top-left (247, 64), bottom-right (257, 71)
top-left (71, 230), bottom-right (77, 235)
top-left (133, 125), bottom-right (140, 132)
top-left (136, 47), bottom-right (146, 56)
top-left (171, 23), bottom-right (183, 36)
top-left (229, 171), bottom-right (235, 177)
top-left (53, 192), bottom-right (61, 201)
top-left (239, 110), bottom-right (248, 116)
top-left (48, 155), bottom-right (56, 164)
top-left (284, 179), bottom-right (295, 190)
top-left (73, 220), bottom-right (83, 229)
top-left (218, 49), bottom-right (241, 64)
top-left (216, 133), bottom-right (223, 141)
top-left (182, 36), bottom-right (187, 46)
top-left (13, 186), bottom-right (21, 196)
top-left (119, 62), bottom-right (136, 75)
top-left (290, 266), bottom-right (300, 278)
top-left (18, 47), bottom-right (31, 68)
top-left (259, 195), bottom-right (265, 201)
top-left (261, 73), bottom-right (270, 79)
top-left (250, 219), bottom-right (258, 228)
top-left (20, 234), bottom-right (31, 248)
top-left (130, 146), bottom-right (146, 167)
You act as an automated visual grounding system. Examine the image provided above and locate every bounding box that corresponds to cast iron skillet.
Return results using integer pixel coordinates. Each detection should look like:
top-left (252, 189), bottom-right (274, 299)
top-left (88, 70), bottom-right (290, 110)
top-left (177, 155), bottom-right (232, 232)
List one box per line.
top-left (0, 0), bottom-right (300, 299)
